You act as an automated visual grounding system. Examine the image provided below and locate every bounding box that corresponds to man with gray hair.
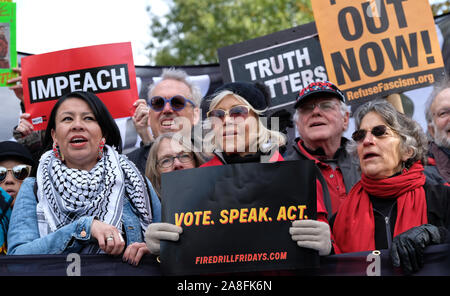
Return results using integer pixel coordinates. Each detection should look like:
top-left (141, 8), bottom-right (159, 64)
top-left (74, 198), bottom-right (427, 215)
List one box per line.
top-left (424, 76), bottom-right (450, 185)
top-left (286, 81), bottom-right (360, 215)
top-left (127, 68), bottom-right (203, 176)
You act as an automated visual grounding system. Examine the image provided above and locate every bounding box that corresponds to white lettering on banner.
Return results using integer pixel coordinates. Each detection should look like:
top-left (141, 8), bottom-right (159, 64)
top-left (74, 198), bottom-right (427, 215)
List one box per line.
top-left (28, 64), bottom-right (130, 103)
top-left (241, 47), bottom-right (327, 101)
top-left (264, 66), bottom-right (327, 98)
top-left (111, 67), bottom-right (127, 88)
top-left (244, 48), bottom-right (311, 81)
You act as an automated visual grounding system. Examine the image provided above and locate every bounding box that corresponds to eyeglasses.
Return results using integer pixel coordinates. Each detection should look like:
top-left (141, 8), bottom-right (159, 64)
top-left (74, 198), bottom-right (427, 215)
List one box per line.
top-left (206, 105), bottom-right (251, 121)
top-left (433, 108), bottom-right (450, 119)
top-left (298, 101), bottom-right (337, 114)
top-left (148, 95), bottom-right (196, 112)
top-left (0, 165), bottom-right (31, 183)
top-left (157, 152), bottom-right (194, 168)
top-left (351, 125), bottom-right (394, 142)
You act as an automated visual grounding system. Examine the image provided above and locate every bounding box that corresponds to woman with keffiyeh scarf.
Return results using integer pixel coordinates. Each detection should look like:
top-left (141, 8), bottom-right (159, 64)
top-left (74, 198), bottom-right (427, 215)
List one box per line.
top-left (332, 100), bottom-right (450, 274)
top-left (7, 92), bottom-right (159, 266)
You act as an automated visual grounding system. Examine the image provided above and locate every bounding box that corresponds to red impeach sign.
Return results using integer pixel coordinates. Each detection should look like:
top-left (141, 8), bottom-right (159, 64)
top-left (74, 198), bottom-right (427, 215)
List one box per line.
top-left (22, 42), bottom-right (138, 130)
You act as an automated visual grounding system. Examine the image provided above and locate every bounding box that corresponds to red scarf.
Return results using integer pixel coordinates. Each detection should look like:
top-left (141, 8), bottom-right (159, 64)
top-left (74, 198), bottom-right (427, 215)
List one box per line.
top-left (333, 162), bottom-right (427, 254)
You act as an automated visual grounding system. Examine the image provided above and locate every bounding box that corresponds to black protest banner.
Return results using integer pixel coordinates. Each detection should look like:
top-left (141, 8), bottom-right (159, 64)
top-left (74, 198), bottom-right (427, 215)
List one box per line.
top-left (312, 0), bottom-right (445, 108)
top-left (160, 160), bottom-right (319, 275)
top-left (217, 22), bottom-right (327, 111)
top-left (0, 244), bottom-right (449, 276)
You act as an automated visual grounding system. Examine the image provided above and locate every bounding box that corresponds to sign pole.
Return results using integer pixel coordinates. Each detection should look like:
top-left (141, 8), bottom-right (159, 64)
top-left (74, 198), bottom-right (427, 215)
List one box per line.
top-left (386, 93), bottom-right (404, 114)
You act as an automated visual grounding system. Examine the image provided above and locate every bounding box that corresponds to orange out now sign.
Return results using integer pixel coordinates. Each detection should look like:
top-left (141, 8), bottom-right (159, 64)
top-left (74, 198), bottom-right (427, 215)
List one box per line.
top-left (312, 0), bottom-right (445, 105)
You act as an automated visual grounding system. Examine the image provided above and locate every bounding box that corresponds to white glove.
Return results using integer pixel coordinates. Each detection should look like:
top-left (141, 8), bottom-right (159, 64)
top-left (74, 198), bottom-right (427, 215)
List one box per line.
top-left (144, 223), bottom-right (183, 255)
top-left (289, 219), bottom-right (332, 256)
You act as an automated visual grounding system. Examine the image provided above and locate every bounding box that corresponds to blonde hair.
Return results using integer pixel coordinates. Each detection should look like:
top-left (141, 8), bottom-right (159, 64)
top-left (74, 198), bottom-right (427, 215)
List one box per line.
top-left (145, 133), bottom-right (206, 198)
top-left (208, 90), bottom-right (286, 153)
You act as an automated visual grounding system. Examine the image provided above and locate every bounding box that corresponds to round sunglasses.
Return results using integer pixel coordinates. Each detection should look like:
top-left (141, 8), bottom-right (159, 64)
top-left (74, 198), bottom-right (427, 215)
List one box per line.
top-left (0, 165), bottom-right (31, 183)
top-left (351, 125), bottom-right (393, 142)
top-left (148, 95), bottom-right (196, 112)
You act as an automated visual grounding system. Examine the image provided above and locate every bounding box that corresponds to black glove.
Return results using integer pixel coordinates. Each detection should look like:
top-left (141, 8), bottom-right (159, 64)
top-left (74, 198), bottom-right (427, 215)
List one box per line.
top-left (390, 224), bottom-right (444, 274)
top-left (268, 109), bottom-right (294, 134)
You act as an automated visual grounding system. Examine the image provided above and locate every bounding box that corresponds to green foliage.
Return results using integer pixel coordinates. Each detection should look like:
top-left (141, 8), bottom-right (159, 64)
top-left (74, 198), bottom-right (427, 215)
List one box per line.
top-left (431, 1), bottom-right (450, 16)
top-left (147, 0), bottom-right (314, 65)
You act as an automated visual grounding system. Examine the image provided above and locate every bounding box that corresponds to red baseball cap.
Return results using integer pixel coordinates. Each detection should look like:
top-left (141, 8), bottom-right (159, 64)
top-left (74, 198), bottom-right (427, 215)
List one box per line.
top-left (294, 81), bottom-right (346, 109)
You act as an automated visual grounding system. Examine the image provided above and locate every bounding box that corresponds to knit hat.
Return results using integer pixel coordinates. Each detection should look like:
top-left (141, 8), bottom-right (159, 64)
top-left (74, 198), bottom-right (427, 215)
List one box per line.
top-left (214, 81), bottom-right (270, 111)
top-left (0, 141), bottom-right (34, 166)
top-left (294, 81), bottom-right (345, 109)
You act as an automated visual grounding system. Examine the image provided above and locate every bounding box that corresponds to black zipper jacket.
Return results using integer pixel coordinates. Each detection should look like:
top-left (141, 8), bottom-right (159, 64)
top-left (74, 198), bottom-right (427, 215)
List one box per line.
top-left (330, 182), bottom-right (450, 250)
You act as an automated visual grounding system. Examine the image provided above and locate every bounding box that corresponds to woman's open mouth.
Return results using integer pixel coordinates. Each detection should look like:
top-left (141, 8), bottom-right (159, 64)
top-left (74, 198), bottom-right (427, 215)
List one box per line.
top-left (69, 136), bottom-right (88, 147)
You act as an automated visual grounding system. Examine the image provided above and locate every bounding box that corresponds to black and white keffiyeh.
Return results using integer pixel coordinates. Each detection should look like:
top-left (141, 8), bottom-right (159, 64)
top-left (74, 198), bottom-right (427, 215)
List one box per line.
top-left (36, 145), bottom-right (152, 237)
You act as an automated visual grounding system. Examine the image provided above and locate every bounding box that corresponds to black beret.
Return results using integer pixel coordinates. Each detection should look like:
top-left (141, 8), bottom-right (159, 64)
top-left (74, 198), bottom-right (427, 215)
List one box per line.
top-left (0, 141), bottom-right (34, 166)
top-left (215, 81), bottom-right (270, 111)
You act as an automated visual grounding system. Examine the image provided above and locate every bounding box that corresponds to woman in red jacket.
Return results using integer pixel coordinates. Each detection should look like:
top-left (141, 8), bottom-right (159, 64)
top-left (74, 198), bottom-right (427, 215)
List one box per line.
top-left (146, 82), bottom-right (334, 257)
top-left (332, 100), bottom-right (450, 274)
top-left (201, 81), bottom-right (285, 166)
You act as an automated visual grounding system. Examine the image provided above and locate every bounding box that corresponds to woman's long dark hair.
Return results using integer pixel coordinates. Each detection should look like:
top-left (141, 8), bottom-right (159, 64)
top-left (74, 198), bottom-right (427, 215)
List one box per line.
top-left (32, 91), bottom-right (122, 176)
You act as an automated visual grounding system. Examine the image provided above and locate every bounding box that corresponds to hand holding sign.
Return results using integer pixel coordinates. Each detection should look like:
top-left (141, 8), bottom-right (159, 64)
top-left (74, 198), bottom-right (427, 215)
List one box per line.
top-left (145, 223), bottom-right (183, 255)
top-left (290, 219), bottom-right (332, 256)
top-left (132, 99), bottom-right (153, 145)
top-left (15, 113), bottom-right (34, 137)
top-left (160, 160), bottom-right (320, 275)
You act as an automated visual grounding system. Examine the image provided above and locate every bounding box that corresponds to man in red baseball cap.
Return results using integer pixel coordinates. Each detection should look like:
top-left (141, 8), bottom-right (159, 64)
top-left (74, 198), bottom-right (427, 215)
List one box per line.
top-left (287, 81), bottom-right (360, 215)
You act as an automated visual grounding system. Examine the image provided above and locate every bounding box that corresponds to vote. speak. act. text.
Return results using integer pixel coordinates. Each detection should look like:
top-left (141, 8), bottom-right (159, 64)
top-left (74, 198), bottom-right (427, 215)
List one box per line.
top-left (174, 205), bottom-right (308, 227)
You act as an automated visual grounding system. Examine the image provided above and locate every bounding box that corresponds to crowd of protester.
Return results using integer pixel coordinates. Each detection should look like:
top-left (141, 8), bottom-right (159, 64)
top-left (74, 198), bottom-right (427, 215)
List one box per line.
top-left (0, 66), bottom-right (449, 275)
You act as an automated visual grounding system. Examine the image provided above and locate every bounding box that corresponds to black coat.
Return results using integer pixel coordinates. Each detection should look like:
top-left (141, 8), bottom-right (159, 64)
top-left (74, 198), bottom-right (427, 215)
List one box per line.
top-left (126, 143), bottom-right (153, 177)
top-left (330, 182), bottom-right (450, 250)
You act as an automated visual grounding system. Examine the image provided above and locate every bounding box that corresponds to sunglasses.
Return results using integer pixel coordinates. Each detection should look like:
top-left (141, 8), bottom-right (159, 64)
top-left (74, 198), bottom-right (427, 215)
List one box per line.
top-left (351, 125), bottom-right (393, 142)
top-left (0, 165), bottom-right (31, 183)
top-left (157, 152), bottom-right (194, 169)
top-left (206, 105), bottom-right (251, 120)
top-left (148, 95), bottom-right (196, 112)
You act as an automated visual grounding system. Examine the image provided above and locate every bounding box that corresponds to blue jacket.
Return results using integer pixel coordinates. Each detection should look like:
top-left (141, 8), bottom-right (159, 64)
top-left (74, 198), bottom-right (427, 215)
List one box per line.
top-left (7, 177), bottom-right (161, 255)
top-left (0, 188), bottom-right (13, 254)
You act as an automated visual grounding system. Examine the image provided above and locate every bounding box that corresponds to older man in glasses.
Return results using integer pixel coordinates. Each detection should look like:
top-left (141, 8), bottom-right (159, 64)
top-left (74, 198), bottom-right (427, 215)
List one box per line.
top-left (127, 68), bottom-right (203, 176)
top-left (424, 77), bottom-right (450, 185)
top-left (286, 81), bottom-right (360, 215)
